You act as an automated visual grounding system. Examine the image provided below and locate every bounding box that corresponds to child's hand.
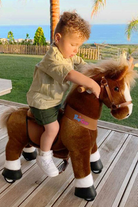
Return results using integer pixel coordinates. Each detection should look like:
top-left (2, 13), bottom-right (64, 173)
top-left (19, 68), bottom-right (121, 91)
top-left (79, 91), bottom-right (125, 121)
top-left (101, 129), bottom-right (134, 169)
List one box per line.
top-left (89, 80), bottom-right (101, 98)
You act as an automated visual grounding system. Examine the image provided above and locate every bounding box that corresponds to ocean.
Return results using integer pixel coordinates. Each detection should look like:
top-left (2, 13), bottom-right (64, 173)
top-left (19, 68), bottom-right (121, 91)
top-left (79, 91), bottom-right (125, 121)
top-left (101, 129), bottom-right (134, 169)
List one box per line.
top-left (0, 24), bottom-right (138, 44)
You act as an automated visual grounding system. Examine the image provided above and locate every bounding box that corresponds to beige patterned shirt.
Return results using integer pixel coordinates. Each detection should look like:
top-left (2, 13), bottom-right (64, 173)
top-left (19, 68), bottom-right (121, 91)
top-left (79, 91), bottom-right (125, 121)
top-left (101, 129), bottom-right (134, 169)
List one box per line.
top-left (27, 44), bottom-right (86, 109)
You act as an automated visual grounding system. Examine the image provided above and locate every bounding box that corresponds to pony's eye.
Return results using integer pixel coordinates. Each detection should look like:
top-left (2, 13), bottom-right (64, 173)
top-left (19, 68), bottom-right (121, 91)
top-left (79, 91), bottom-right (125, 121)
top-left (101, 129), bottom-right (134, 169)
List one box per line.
top-left (114, 87), bottom-right (119, 92)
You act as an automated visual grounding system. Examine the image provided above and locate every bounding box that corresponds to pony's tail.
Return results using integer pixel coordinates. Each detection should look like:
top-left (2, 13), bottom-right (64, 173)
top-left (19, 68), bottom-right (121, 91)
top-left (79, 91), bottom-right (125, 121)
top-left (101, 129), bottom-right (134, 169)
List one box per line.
top-left (0, 106), bottom-right (18, 128)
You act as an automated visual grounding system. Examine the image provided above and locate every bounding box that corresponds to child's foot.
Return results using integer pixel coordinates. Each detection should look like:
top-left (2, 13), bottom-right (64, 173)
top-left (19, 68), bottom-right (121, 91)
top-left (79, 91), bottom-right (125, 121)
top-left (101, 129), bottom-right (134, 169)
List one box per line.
top-left (36, 150), bottom-right (59, 177)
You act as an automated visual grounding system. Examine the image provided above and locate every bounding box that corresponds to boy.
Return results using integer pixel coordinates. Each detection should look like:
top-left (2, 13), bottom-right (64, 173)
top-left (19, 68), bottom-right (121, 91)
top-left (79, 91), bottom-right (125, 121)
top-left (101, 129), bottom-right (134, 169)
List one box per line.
top-left (27, 11), bottom-right (100, 177)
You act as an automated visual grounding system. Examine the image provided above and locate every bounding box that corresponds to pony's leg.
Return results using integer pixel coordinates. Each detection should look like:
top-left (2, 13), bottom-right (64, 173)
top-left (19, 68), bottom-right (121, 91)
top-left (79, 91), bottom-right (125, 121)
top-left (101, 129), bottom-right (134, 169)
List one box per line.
top-left (74, 173), bottom-right (96, 201)
top-left (69, 150), bottom-right (96, 201)
top-left (90, 143), bottom-right (103, 174)
top-left (22, 144), bottom-right (37, 161)
top-left (60, 119), bottom-right (97, 200)
top-left (3, 158), bottom-right (22, 183)
top-left (2, 139), bottom-right (26, 182)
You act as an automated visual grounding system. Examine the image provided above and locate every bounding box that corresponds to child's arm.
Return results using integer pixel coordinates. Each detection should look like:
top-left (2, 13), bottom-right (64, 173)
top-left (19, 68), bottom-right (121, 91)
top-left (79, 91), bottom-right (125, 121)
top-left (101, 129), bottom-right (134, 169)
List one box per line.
top-left (65, 70), bottom-right (100, 98)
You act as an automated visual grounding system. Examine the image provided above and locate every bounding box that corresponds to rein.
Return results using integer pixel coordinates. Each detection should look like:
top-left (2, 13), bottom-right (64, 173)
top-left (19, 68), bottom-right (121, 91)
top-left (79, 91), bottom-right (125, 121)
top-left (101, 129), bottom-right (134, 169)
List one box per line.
top-left (100, 76), bottom-right (132, 110)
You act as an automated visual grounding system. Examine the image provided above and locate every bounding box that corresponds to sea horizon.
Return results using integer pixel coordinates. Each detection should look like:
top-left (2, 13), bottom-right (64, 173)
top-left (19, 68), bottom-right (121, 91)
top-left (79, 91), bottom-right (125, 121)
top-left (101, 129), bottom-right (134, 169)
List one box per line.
top-left (0, 24), bottom-right (138, 45)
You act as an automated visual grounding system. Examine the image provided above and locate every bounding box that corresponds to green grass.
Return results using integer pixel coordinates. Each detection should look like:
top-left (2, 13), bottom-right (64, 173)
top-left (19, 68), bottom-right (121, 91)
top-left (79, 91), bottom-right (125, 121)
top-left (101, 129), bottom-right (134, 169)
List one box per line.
top-left (0, 54), bottom-right (138, 128)
top-left (0, 54), bottom-right (43, 103)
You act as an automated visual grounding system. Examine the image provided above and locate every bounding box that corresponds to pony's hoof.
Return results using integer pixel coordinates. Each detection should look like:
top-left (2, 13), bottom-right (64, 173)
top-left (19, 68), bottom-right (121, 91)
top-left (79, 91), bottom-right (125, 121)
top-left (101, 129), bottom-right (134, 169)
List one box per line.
top-left (4, 177), bottom-right (15, 184)
top-left (91, 159), bottom-right (103, 174)
top-left (75, 185), bottom-right (97, 201)
top-left (2, 168), bottom-right (22, 182)
top-left (22, 150), bottom-right (37, 161)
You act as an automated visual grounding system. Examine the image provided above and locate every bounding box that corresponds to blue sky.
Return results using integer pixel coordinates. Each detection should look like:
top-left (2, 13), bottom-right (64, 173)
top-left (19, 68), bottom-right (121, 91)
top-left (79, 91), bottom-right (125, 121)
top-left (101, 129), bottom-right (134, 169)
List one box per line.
top-left (0, 0), bottom-right (138, 25)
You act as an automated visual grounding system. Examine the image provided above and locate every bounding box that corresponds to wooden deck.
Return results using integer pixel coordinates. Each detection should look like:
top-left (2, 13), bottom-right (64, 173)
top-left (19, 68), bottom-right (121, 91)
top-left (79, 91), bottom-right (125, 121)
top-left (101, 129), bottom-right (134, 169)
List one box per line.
top-left (0, 100), bottom-right (138, 207)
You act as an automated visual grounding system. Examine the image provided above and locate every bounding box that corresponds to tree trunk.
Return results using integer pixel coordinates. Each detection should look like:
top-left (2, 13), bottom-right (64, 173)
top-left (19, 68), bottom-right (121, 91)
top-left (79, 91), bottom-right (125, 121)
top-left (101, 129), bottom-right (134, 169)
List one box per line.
top-left (50, 0), bottom-right (60, 44)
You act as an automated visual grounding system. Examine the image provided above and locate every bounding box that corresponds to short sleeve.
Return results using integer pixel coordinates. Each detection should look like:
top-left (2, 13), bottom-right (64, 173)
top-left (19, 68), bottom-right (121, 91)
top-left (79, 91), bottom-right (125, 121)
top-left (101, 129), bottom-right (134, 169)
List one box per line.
top-left (72, 55), bottom-right (87, 72)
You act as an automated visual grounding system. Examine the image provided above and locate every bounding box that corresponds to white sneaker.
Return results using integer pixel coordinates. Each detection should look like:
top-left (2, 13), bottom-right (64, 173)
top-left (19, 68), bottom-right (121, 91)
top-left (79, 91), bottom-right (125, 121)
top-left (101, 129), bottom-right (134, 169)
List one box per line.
top-left (36, 150), bottom-right (59, 177)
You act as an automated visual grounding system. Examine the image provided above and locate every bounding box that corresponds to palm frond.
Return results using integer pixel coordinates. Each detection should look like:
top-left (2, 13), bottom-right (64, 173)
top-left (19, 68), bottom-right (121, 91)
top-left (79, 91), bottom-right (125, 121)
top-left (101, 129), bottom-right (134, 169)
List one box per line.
top-left (126, 18), bottom-right (138, 40)
top-left (91, 0), bottom-right (106, 18)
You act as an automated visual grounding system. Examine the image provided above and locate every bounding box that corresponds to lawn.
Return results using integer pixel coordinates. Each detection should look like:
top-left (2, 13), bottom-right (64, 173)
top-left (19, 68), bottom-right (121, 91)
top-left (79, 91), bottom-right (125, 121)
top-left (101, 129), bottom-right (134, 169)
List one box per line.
top-left (0, 54), bottom-right (138, 128)
top-left (0, 54), bottom-right (42, 103)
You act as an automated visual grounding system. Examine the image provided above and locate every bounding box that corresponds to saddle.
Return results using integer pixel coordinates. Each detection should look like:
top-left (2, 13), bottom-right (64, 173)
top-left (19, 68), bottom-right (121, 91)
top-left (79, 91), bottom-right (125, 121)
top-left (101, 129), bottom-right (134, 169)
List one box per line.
top-left (27, 108), bottom-right (35, 120)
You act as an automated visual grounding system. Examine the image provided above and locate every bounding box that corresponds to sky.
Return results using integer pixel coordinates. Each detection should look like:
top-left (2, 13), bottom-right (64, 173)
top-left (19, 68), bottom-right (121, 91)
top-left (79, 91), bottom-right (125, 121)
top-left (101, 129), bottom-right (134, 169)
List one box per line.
top-left (0, 0), bottom-right (138, 25)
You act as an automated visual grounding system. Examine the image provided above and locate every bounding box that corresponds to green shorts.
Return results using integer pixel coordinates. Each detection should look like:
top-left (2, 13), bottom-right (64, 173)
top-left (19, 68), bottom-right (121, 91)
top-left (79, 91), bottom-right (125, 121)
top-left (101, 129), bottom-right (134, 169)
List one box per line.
top-left (30, 105), bottom-right (61, 125)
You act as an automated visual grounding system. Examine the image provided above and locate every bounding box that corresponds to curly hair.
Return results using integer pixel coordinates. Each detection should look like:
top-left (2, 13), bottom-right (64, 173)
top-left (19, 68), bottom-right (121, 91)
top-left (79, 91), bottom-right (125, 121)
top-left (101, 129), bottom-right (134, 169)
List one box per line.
top-left (54, 11), bottom-right (91, 40)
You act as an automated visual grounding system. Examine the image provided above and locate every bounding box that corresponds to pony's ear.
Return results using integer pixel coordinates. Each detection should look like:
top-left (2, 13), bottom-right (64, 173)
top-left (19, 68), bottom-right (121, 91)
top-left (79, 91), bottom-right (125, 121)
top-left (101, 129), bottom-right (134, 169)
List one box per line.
top-left (111, 66), bottom-right (128, 81)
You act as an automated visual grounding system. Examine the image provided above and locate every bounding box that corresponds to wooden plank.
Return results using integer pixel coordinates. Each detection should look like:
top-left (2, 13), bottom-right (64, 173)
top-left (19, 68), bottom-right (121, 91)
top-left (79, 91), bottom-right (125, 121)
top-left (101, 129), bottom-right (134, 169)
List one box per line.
top-left (96, 128), bottom-right (111, 147)
top-left (0, 89), bottom-right (12, 96)
top-left (0, 165), bottom-right (42, 204)
top-left (0, 157), bottom-right (36, 194)
top-left (119, 160), bottom-right (138, 207)
top-left (0, 158), bottom-right (62, 207)
top-left (87, 135), bottom-right (138, 207)
top-left (98, 120), bottom-right (138, 136)
top-left (0, 153), bottom-right (5, 170)
top-left (86, 137), bottom-right (132, 207)
top-left (92, 132), bottom-right (129, 187)
top-left (0, 136), bottom-right (8, 154)
top-left (18, 160), bottom-right (74, 207)
top-left (112, 153), bottom-right (138, 207)
top-left (0, 128), bottom-right (8, 141)
top-left (0, 100), bottom-right (27, 108)
top-left (0, 79), bottom-right (12, 96)
top-left (0, 104), bottom-right (8, 113)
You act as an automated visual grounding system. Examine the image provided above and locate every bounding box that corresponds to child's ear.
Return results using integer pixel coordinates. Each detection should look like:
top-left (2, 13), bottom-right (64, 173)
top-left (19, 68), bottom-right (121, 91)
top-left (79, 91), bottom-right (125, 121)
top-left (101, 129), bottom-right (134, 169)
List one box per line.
top-left (55, 33), bottom-right (62, 44)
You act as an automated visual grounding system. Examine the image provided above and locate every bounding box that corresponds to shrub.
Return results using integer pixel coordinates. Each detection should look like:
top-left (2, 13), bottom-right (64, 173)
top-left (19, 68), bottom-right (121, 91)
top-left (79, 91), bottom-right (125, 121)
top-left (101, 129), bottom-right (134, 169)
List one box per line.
top-left (33, 27), bottom-right (47, 46)
top-left (7, 31), bottom-right (15, 44)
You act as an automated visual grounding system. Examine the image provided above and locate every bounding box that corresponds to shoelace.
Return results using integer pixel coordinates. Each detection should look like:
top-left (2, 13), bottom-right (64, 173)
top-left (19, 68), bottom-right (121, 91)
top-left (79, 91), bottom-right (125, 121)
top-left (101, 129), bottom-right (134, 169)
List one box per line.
top-left (41, 158), bottom-right (54, 168)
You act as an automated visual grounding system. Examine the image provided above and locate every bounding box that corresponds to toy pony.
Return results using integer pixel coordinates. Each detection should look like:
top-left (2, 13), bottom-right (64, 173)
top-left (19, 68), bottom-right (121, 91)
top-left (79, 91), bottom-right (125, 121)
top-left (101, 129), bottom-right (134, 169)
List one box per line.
top-left (1, 57), bottom-right (137, 201)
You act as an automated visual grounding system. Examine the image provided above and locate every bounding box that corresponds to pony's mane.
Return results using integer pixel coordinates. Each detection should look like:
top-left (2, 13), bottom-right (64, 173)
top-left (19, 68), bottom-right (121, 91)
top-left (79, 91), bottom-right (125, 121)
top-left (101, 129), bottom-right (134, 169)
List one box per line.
top-left (71, 57), bottom-right (138, 93)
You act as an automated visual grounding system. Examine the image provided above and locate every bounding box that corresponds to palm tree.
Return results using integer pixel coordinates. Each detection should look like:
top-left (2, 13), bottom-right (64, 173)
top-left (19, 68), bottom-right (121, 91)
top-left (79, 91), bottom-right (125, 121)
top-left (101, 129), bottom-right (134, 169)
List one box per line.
top-left (91, 1), bottom-right (138, 42)
top-left (0, 0), bottom-right (59, 44)
top-left (50, 0), bottom-right (105, 42)
top-left (126, 19), bottom-right (138, 40)
top-left (91, 0), bottom-right (106, 17)
top-left (50, 0), bottom-right (106, 42)
top-left (50, 0), bottom-right (60, 43)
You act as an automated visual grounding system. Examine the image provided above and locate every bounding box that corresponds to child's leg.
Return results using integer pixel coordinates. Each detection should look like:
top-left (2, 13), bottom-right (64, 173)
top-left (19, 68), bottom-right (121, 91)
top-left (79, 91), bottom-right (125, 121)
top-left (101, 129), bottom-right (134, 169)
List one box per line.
top-left (40, 120), bottom-right (59, 151)
top-left (37, 120), bottom-right (59, 177)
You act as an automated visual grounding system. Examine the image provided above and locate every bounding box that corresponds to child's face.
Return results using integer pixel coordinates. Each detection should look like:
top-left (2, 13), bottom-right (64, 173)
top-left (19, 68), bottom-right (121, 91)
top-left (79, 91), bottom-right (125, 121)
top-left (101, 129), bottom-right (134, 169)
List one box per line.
top-left (55, 33), bottom-right (86, 59)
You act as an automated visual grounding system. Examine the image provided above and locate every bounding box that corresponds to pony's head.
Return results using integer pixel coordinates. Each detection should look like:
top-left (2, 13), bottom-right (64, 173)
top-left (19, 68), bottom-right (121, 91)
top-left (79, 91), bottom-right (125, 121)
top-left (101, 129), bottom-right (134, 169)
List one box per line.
top-left (79, 57), bottom-right (138, 120)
